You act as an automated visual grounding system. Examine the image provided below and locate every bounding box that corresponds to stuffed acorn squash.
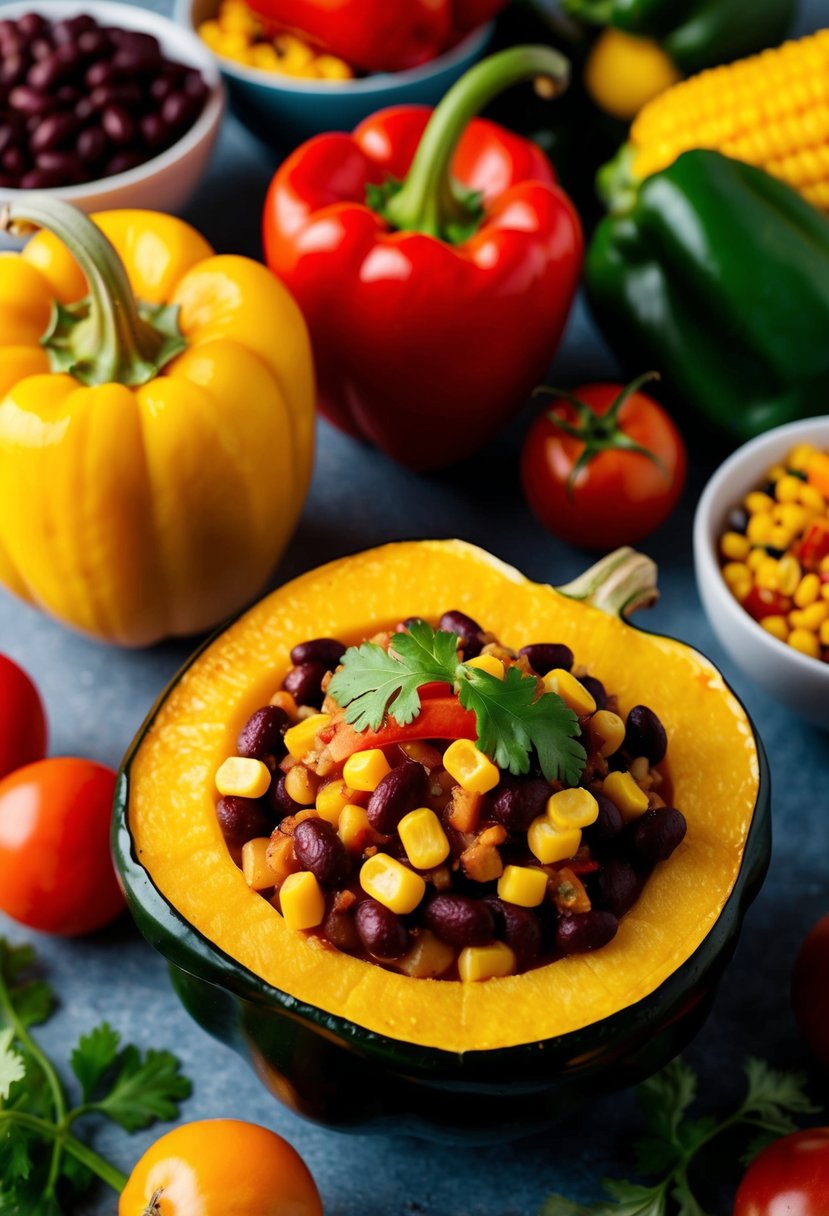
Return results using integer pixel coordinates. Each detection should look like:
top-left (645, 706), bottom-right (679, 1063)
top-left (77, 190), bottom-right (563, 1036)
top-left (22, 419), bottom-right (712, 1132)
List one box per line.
top-left (115, 541), bottom-right (770, 1139)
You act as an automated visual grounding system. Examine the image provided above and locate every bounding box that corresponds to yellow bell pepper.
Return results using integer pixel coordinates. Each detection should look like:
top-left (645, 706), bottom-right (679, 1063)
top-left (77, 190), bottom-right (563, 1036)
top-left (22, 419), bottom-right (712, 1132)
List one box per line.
top-left (0, 198), bottom-right (315, 646)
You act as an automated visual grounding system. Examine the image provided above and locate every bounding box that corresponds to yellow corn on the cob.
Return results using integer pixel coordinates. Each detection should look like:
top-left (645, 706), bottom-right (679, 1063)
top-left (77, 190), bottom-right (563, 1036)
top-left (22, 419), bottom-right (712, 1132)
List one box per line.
top-left (630, 30), bottom-right (829, 213)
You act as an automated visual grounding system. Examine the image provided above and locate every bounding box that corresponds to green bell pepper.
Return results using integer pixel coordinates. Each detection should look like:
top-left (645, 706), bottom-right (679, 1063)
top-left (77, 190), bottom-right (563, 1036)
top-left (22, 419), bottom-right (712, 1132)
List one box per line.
top-left (564, 0), bottom-right (796, 73)
top-left (585, 149), bottom-right (829, 442)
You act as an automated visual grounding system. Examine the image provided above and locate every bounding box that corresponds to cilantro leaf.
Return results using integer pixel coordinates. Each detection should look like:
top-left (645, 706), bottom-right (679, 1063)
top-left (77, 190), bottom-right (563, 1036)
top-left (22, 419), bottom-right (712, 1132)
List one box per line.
top-left (0, 1030), bottom-right (25, 1102)
top-left (93, 1045), bottom-right (191, 1132)
top-left (539, 1196), bottom-right (605, 1215)
top-left (328, 635), bottom-right (443, 731)
top-left (639, 1058), bottom-right (697, 1141)
top-left (70, 1024), bottom-right (121, 1104)
top-left (741, 1057), bottom-right (819, 1126)
top-left (0, 943), bottom-right (54, 1030)
top-left (459, 665), bottom-right (585, 784)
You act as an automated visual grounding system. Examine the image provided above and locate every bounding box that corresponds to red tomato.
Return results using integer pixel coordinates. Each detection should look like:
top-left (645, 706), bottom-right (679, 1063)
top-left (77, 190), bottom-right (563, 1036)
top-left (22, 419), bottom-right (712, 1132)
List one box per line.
top-left (792, 913), bottom-right (829, 1066)
top-left (520, 376), bottom-right (687, 550)
top-left (0, 758), bottom-right (124, 936)
top-left (0, 654), bottom-right (47, 781)
top-left (734, 1129), bottom-right (829, 1216)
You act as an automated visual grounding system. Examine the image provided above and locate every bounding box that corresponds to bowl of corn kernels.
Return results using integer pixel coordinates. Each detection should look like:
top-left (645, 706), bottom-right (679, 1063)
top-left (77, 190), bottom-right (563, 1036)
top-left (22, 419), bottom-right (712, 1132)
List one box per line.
top-left (176, 0), bottom-right (494, 150)
top-left (694, 416), bottom-right (829, 729)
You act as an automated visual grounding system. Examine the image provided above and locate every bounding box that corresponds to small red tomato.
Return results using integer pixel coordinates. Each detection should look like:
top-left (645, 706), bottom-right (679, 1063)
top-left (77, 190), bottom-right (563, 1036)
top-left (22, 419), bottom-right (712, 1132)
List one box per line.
top-left (0, 758), bottom-right (124, 936)
top-left (734, 1129), bottom-right (829, 1216)
top-left (792, 913), bottom-right (829, 1066)
top-left (520, 373), bottom-right (687, 551)
top-left (0, 654), bottom-right (47, 781)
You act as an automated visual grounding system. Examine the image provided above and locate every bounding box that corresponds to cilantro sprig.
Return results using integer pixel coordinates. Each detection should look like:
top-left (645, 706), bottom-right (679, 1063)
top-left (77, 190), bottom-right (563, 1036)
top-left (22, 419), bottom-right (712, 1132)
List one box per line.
top-left (327, 621), bottom-right (586, 786)
top-left (0, 938), bottom-right (191, 1214)
top-left (540, 1056), bottom-right (821, 1216)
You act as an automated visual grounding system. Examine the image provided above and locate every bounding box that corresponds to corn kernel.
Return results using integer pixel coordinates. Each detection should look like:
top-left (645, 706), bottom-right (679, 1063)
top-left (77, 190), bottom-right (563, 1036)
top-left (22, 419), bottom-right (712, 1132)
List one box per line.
top-left (458, 941), bottom-right (516, 982)
top-left (777, 554), bottom-right (801, 596)
top-left (789, 628), bottom-right (821, 658)
top-left (543, 669), bottom-right (597, 716)
top-left (546, 787), bottom-right (599, 829)
top-left (720, 531), bottom-right (751, 560)
top-left (723, 561), bottom-right (751, 587)
top-left (283, 763), bottom-right (317, 805)
top-left (820, 619), bottom-right (829, 646)
top-left (396, 930), bottom-right (455, 978)
top-left (398, 807), bottom-right (450, 870)
top-left (314, 53), bottom-right (353, 79)
top-left (251, 43), bottom-right (280, 70)
top-left (761, 615), bottom-right (789, 642)
top-left (754, 557), bottom-right (781, 591)
top-left (241, 837), bottom-right (273, 890)
top-left (822, 555), bottom-right (829, 575)
top-left (795, 572), bottom-right (821, 607)
top-left (776, 474), bottom-right (804, 503)
top-left (198, 18), bottom-right (222, 46)
top-left (360, 853), bottom-right (426, 914)
top-left (789, 442), bottom-right (819, 470)
top-left (215, 756), bottom-right (271, 798)
top-left (769, 525), bottom-right (794, 551)
top-left (279, 871), bottom-right (325, 930)
top-left (792, 601), bottom-right (829, 630)
top-left (745, 491), bottom-right (774, 513)
top-left (465, 654), bottom-right (505, 679)
top-left (746, 549), bottom-right (767, 572)
top-left (767, 463), bottom-right (787, 482)
top-left (589, 709), bottom-right (626, 757)
top-left (497, 865), bottom-right (547, 908)
top-left (527, 816), bottom-right (581, 864)
top-left (799, 484), bottom-right (826, 511)
top-left (315, 779), bottom-right (354, 825)
top-left (284, 713), bottom-right (331, 760)
top-left (442, 739), bottom-right (500, 794)
top-left (775, 503), bottom-right (810, 533)
top-left (602, 770), bottom-right (650, 822)
top-left (746, 512), bottom-right (773, 544)
top-left (337, 804), bottom-right (373, 853)
top-left (343, 748), bottom-right (391, 792)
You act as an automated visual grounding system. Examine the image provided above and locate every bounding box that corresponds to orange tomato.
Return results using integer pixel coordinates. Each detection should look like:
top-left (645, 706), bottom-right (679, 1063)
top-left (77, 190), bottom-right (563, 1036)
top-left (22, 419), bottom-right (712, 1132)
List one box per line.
top-left (119, 1119), bottom-right (324, 1216)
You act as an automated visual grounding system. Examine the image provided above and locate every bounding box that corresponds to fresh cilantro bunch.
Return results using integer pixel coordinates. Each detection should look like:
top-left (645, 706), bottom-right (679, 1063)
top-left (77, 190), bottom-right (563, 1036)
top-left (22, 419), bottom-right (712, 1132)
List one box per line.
top-left (0, 938), bottom-right (191, 1215)
top-left (540, 1056), bottom-right (820, 1216)
top-left (327, 620), bottom-right (587, 785)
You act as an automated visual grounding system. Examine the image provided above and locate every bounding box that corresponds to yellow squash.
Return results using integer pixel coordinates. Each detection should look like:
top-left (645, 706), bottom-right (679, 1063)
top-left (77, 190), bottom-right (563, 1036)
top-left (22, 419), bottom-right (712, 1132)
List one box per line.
top-left (0, 198), bottom-right (315, 646)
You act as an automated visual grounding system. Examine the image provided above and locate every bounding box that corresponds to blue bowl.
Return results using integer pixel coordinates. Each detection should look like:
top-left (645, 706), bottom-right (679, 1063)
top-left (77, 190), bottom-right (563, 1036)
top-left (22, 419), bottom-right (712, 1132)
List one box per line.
top-left (176, 0), bottom-right (494, 152)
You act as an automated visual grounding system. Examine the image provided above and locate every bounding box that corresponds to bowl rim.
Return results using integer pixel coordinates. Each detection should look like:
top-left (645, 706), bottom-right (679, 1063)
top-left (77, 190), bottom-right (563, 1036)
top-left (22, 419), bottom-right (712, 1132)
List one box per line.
top-left (0, 0), bottom-right (224, 203)
top-left (693, 415), bottom-right (829, 685)
top-left (175, 0), bottom-right (494, 94)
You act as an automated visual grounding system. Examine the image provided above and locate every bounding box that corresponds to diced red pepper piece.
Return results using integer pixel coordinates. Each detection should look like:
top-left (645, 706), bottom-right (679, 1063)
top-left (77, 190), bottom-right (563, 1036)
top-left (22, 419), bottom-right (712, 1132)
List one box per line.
top-left (794, 520), bottom-right (829, 570)
top-left (327, 696), bottom-right (477, 764)
top-left (742, 586), bottom-right (793, 621)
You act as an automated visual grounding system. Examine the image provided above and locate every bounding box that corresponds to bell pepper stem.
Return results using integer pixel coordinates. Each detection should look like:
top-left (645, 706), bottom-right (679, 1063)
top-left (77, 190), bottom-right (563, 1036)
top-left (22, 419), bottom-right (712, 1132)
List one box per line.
top-left (557, 547), bottom-right (659, 618)
top-left (0, 195), bottom-right (185, 387)
top-left (384, 45), bottom-right (571, 241)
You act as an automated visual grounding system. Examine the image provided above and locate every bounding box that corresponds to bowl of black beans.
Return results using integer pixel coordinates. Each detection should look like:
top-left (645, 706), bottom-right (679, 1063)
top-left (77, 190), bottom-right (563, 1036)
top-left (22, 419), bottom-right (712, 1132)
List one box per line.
top-left (0, 0), bottom-right (223, 223)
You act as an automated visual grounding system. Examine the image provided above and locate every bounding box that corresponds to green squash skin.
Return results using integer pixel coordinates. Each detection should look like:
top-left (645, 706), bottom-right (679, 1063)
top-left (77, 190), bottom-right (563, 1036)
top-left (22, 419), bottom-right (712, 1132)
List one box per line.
top-left (113, 641), bottom-right (771, 1141)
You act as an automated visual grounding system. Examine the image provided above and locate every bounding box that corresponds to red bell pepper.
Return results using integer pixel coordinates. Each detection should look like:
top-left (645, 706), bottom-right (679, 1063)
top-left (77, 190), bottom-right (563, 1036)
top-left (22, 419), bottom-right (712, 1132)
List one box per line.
top-left (326, 697), bottom-right (477, 763)
top-left (262, 47), bottom-right (582, 471)
top-left (245, 0), bottom-right (506, 74)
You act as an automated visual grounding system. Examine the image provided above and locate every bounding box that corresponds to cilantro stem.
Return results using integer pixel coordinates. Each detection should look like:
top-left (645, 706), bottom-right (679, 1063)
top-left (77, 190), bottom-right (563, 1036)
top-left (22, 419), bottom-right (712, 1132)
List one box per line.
top-left (0, 1108), bottom-right (128, 1192)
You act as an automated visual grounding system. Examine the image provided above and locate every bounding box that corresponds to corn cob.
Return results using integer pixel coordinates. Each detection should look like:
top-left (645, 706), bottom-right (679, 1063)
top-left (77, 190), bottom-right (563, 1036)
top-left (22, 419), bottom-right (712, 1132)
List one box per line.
top-left (628, 30), bottom-right (829, 213)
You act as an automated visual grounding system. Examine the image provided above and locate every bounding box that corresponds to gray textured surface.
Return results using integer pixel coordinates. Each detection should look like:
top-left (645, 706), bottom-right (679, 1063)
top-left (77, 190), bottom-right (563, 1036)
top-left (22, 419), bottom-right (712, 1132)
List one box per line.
top-left (2, 2), bottom-right (829, 1212)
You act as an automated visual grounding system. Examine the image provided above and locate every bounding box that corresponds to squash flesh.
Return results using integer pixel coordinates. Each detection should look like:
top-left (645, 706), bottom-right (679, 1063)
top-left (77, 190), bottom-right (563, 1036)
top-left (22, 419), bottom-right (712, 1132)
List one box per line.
top-left (128, 540), bottom-right (759, 1053)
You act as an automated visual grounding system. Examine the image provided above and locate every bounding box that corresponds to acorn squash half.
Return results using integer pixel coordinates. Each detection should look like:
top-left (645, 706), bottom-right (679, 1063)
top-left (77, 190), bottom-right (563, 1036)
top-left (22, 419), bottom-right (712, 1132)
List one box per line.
top-left (114, 541), bottom-right (770, 1140)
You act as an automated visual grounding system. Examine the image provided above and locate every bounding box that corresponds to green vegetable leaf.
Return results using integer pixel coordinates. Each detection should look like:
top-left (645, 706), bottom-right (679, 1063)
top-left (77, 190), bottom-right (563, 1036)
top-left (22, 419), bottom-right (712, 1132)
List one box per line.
top-left (0, 1030), bottom-right (25, 1102)
top-left (741, 1057), bottom-right (819, 1126)
top-left (328, 621), bottom-right (586, 782)
top-left (93, 1045), bottom-right (191, 1132)
top-left (639, 1058), bottom-right (697, 1140)
top-left (0, 943), bottom-right (54, 1030)
top-left (70, 1023), bottom-right (121, 1104)
top-left (601, 1180), bottom-right (668, 1216)
top-left (539, 1196), bottom-right (605, 1215)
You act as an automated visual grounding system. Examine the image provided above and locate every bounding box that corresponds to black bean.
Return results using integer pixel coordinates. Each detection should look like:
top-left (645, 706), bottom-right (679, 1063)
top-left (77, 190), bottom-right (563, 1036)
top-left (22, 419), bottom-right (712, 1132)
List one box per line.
top-left (75, 98), bottom-right (95, 122)
top-left (101, 105), bottom-right (134, 146)
top-left (85, 60), bottom-right (118, 89)
top-left (78, 29), bottom-right (111, 58)
top-left (183, 70), bottom-right (208, 102)
top-left (631, 808), bottom-right (687, 866)
top-left (237, 705), bottom-right (290, 763)
top-left (491, 776), bottom-right (551, 832)
top-left (555, 910), bottom-right (618, 955)
top-left (113, 47), bottom-right (162, 74)
top-left (0, 173), bottom-right (17, 188)
top-left (216, 795), bottom-right (273, 849)
top-left (423, 893), bottom-right (494, 948)
top-left (91, 83), bottom-right (143, 111)
top-left (581, 793), bottom-right (624, 856)
top-left (161, 91), bottom-right (198, 130)
top-left (140, 113), bottom-right (170, 150)
top-left (56, 85), bottom-right (80, 105)
top-left (282, 661), bottom-right (327, 708)
top-left (268, 774), bottom-right (299, 820)
top-left (150, 75), bottom-right (175, 102)
top-left (438, 609), bottom-right (485, 659)
top-left (624, 705), bottom-right (667, 765)
top-left (104, 150), bottom-right (142, 177)
top-left (9, 85), bottom-right (56, 116)
top-left (53, 15), bottom-right (97, 44)
top-left (293, 819), bottom-right (348, 888)
top-left (591, 858), bottom-right (643, 918)
top-left (0, 125), bottom-right (18, 157)
top-left (366, 761), bottom-right (427, 833)
top-left (323, 908), bottom-right (360, 954)
top-left (727, 507), bottom-right (749, 533)
top-left (519, 643), bottom-right (574, 675)
top-left (76, 126), bottom-right (108, 165)
top-left (113, 30), bottom-right (160, 57)
top-left (30, 37), bottom-right (54, 61)
top-left (290, 637), bottom-right (346, 669)
top-left (34, 150), bottom-right (80, 180)
top-left (485, 897), bottom-right (542, 970)
top-left (579, 675), bottom-right (607, 711)
top-left (0, 55), bottom-right (26, 88)
top-left (27, 52), bottom-right (71, 91)
top-left (354, 899), bottom-right (409, 959)
top-left (3, 146), bottom-right (27, 176)
top-left (31, 113), bottom-right (79, 153)
top-left (20, 167), bottom-right (64, 188)
top-left (16, 13), bottom-right (47, 39)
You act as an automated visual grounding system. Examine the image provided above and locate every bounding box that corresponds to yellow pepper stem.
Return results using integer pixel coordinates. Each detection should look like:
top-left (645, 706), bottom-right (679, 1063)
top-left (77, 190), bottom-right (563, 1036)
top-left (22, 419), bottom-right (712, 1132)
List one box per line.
top-left (0, 195), bottom-right (186, 386)
top-left (558, 546), bottom-right (659, 619)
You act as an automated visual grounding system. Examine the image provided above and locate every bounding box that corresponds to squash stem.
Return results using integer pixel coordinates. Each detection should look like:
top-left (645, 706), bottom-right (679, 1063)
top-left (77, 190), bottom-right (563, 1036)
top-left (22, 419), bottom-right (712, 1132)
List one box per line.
top-left (557, 547), bottom-right (658, 618)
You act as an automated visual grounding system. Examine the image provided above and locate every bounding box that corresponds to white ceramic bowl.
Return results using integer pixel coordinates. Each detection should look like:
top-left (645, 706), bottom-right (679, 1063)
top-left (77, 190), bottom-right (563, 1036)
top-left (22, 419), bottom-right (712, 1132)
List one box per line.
top-left (694, 417), bottom-right (829, 730)
top-left (0, 0), bottom-right (223, 223)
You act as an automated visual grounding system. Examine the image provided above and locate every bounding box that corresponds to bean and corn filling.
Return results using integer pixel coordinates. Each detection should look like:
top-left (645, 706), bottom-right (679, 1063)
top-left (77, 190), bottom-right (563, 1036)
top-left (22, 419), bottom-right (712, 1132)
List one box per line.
top-left (214, 612), bottom-right (687, 982)
top-left (199, 0), bottom-right (354, 80)
top-left (719, 443), bottom-right (829, 663)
